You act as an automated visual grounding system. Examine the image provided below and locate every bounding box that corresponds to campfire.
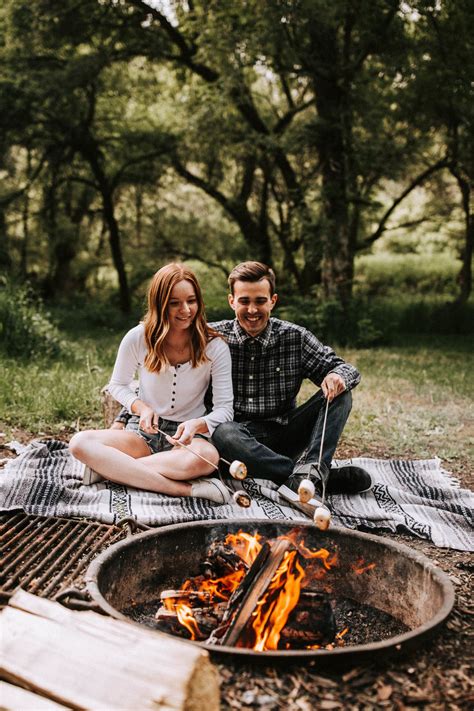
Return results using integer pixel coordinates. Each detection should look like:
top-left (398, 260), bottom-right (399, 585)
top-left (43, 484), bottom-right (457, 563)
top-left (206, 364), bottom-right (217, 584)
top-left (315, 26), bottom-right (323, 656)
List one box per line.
top-left (86, 520), bottom-right (455, 663)
top-left (153, 530), bottom-right (371, 651)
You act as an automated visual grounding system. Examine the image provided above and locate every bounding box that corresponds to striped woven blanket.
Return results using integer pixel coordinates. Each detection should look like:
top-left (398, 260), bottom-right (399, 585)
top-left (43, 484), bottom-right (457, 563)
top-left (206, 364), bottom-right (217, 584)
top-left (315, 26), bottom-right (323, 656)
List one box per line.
top-left (1, 439), bottom-right (472, 551)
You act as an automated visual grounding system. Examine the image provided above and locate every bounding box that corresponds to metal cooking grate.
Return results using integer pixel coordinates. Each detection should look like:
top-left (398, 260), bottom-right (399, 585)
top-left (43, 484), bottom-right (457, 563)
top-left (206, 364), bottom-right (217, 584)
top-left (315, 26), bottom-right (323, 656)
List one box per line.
top-left (0, 512), bottom-right (127, 607)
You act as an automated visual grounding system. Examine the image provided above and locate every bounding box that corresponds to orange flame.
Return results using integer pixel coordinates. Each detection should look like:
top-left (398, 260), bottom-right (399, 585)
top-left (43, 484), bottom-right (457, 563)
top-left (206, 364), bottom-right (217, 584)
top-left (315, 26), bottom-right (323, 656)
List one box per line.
top-left (224, 531), bottom-right (262, 565)
top-left (352, 558), bottom-right (376, 575)
top-left (247, 550), bottom-right (305, 651)
top-left (160, 531), bottom-right (374, 651)
top-left (175, 602), bottom-right (201, 640)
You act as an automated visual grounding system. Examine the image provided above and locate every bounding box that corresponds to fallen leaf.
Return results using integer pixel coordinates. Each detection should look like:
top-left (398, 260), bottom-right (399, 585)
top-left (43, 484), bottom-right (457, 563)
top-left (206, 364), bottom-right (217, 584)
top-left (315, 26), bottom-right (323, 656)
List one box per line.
top-left (377, 684), bottom-right (393, 701)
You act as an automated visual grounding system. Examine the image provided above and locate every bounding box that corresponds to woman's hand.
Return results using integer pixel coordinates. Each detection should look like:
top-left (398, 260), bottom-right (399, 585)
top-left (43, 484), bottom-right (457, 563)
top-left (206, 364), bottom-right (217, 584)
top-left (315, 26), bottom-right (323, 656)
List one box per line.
top-left (137, 404), bottom-right (158, 433)
top-left (168, 418), bottom-right (208, 446)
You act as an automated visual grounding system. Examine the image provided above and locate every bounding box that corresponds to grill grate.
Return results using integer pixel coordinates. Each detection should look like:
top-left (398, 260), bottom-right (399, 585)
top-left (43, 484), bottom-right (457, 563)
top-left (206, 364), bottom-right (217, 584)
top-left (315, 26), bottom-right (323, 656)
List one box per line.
top-left (0, 512), bottom-right (127, 606)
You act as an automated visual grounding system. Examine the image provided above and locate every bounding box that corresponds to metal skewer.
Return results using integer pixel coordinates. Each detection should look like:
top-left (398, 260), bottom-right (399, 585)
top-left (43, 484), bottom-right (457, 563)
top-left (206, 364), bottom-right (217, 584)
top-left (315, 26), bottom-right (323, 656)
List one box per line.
top-left (152, 426), bottom-right (246, 476)
top-left (313, 396), bottom-right (332, 530)
top-left (296, 396), bottom-right (332, 529)
top-left (317, 395), bottom-right (330, 509)
top-left (152, 425), bottom-right (251, 507)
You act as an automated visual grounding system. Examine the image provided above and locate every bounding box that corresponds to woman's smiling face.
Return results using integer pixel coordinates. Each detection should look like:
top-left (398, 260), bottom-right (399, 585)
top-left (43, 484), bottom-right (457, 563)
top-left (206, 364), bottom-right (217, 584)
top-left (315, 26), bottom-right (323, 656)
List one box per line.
top-left (167, 279), bottom-right (198, 330)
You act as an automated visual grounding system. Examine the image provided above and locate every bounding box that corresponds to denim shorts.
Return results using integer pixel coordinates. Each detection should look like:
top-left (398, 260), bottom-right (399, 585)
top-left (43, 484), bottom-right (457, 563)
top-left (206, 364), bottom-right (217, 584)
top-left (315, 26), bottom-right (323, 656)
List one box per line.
top-left (125, 415), bottom-right (182, 455)
top-left (125, 415), bottom-right (207, 455)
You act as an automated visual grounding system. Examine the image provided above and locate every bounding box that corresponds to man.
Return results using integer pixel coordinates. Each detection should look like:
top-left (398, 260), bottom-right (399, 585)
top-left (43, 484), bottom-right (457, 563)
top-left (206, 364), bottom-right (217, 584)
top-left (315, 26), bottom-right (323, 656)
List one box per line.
top-left (209, 261), bottom-right (371, 516)
top-left (114, 261), bottom-right (371, 515)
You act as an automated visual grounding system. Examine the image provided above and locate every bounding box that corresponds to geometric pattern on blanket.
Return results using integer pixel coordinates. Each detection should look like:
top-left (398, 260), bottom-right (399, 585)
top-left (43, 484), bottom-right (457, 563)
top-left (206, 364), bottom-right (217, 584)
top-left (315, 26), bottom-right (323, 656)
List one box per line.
top-left (1, 440), bottom-right (473, 552)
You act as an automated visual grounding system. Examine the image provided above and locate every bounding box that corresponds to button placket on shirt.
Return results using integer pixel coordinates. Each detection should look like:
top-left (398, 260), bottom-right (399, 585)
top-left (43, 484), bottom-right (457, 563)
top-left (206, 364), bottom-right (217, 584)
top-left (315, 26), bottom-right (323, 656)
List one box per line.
top-left (247, 341), bottom-right (258, 404)
top-left (171, 366), bottom-right (178, 409)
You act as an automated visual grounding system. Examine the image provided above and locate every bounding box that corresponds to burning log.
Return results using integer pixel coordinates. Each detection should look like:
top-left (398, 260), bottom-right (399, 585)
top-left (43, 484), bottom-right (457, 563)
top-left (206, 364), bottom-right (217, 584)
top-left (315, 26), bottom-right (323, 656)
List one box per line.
top-left (279, 591), bottom-right (336, 648)
top-left (156, 601), bottom-right (229, 639)
top-left (201, 540), bottom-right (249, 578)
top-left (153, 531), bottom-right (340, 652)
top-left (219, 541), bottom-right (290, 646)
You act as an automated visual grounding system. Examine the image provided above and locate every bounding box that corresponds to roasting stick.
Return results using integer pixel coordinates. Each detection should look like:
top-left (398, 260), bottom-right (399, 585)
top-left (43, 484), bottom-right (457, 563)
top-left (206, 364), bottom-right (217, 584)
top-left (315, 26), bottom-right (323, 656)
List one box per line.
top-left (152, 425), bottom-right (251, 508)
top-left (297, 396), bottom-right (332, 530)
top-left (314, 396), bottom-right (331, 530)
top-left (151, 425), bottom-right (247, 479)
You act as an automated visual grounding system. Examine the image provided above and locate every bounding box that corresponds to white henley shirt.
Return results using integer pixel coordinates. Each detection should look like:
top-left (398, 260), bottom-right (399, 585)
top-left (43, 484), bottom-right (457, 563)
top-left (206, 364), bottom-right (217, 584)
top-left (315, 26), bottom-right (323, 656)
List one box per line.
top-left (107, 324), bottom-right (233, 435)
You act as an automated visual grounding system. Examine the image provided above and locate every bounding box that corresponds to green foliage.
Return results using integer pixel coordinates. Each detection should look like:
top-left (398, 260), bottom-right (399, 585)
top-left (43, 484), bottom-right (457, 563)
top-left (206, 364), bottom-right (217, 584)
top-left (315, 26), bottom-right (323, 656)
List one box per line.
top-left (278, 293), bottom-right (473, 348)
top-left (50, 297), bottom-right (140, 339)
top-left (0, 0), bottom-right (472, 311)
top-left (355, 254), bottom-right (460, 297)
top-left (277, 296), bottom-right (387, 348)
top-left (0, 279), bottom-right (66, 358)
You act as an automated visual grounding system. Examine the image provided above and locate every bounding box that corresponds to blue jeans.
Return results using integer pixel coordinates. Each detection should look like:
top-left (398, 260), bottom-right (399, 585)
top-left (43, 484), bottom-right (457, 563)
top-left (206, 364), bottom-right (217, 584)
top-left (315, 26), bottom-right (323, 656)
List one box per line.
top-left (212, 390), bottom-right (352, 485)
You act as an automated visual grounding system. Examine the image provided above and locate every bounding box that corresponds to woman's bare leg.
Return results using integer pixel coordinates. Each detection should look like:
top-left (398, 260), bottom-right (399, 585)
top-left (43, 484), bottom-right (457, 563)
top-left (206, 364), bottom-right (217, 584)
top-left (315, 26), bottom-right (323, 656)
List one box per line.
top-left (139, 438), bottom-right (219, 480)
top-left (69, 429), bottom-right (192, 496)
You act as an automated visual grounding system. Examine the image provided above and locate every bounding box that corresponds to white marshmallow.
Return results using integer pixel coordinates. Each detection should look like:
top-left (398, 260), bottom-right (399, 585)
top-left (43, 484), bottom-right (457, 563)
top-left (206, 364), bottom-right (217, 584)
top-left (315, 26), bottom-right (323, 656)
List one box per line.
top-left (298, 478), bottom-right (315, 503)
top-left (314, 506), bottom-right (331, 530)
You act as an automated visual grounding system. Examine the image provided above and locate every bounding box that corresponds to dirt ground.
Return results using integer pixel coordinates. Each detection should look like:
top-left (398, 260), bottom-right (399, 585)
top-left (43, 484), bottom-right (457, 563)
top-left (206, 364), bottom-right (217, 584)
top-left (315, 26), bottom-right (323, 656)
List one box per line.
top-left (1, 429), bottom-right (472, 710)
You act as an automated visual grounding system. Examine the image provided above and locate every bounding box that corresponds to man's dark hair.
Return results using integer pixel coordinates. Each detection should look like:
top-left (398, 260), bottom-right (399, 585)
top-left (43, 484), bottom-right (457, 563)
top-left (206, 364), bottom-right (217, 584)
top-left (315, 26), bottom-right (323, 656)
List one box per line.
top-left (228, 261), bottom-right (276, 296)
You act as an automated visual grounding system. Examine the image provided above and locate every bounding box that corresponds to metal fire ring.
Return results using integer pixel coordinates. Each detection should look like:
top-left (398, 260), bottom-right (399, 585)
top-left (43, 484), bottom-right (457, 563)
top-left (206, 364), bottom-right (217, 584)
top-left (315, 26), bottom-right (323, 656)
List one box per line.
top-left (85, 520), bottom-right (455, 665)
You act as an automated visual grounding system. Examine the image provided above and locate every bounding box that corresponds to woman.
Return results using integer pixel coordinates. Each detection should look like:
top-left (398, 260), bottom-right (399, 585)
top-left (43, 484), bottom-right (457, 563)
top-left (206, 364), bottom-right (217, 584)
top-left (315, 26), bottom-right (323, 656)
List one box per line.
top-left (69, 263), bottom-right (233, 503)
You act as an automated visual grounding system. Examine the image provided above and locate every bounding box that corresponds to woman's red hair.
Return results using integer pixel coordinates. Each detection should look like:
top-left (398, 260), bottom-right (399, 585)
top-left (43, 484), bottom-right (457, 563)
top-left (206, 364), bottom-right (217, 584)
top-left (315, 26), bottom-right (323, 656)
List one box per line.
top-left (143, 263), bottom-right (217, 373)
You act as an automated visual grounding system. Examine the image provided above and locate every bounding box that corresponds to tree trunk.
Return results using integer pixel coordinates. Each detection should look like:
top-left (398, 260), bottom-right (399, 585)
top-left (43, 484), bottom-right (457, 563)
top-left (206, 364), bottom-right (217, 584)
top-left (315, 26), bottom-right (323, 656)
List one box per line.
top-left (451, 169), bottom-right (473, 304)
top-left (20, 150), bottom-right (32, 277)
top-left (234, 204), bottom-right (272, 264)
top-left (312, 75), bottom-right (353, 307)
top-left (0, 207), bottom-right (11, 270)
top-left (85, 146), bottom-right (131, 313)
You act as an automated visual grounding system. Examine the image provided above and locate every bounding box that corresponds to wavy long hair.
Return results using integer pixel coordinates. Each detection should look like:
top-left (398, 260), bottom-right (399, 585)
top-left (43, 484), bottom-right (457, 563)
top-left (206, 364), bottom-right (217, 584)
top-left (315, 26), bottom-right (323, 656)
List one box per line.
top-left (143, 263), bottom-right (216, 373)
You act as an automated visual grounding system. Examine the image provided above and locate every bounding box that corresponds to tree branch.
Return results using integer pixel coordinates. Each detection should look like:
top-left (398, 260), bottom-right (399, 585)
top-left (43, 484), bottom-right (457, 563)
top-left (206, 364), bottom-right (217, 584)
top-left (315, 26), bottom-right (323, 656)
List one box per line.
top-left (158, 235), bottom-right (229, 278)
top-left (127, 0), bottom-right (218, 81)
top-left (273, 98), bottom-right (315, 135)
top-left (363, 158), bottom-right (449, 246)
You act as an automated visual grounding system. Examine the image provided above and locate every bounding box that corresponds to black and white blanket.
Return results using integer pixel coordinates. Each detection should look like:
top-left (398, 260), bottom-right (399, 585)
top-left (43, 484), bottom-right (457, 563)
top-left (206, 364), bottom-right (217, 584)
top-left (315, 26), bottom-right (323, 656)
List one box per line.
top-left (1, 439), bottom-right (473, 551)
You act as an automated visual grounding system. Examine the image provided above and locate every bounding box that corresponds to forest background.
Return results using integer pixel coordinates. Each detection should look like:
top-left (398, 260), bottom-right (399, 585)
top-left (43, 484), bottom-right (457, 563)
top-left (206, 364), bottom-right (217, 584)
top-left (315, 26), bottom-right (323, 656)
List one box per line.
top-left (0, 0), bottom-right (472, 462)
top-left (1, 5), bottom-right (472, 706)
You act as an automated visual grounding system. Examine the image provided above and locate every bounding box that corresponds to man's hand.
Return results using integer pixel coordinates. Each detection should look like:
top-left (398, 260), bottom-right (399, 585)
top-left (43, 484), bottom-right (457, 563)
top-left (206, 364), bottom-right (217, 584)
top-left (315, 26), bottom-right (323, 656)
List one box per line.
top-left (321, 373), bottom-right (346, 402)
top-left (168, 418), bottom-right (208, 446)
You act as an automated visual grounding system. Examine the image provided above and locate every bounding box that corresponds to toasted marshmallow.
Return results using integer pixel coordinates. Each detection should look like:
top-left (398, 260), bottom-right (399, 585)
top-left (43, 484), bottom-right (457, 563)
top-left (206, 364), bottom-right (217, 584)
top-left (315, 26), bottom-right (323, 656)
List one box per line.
top-left (229, 460), bottom-right (247, 480)
top-left (233, 490), bottom-right (251, 507)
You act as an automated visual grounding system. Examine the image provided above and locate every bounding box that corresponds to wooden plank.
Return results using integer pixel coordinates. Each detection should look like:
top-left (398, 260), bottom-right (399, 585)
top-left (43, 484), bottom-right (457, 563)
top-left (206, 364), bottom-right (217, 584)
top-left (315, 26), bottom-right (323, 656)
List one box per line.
top-left (1, 591), bottom-right (219, 711)
top-left (8, 589), bottom-right (205, 657)
top-left (0, 681), bottom-right (70, 710)
top-left (222, 538), bottom-right (291, 647)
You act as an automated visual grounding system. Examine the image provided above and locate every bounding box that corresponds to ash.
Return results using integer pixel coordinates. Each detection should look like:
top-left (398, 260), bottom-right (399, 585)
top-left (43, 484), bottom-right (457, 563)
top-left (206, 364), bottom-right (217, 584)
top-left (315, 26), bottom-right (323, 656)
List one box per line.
top-left (123, 596), bottom-right (407, 648)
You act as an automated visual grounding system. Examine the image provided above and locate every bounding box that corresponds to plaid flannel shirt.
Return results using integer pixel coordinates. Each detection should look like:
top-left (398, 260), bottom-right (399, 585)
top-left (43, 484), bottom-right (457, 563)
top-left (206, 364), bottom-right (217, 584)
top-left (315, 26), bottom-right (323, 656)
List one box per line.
top-left (210, 317), bottom-right (360, 425)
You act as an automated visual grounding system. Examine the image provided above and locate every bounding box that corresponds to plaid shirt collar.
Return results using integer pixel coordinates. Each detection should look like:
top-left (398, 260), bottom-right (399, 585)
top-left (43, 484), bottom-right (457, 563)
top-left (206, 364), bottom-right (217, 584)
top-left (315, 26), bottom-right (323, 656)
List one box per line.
top-left (233, 319), bottom-right (274, 348)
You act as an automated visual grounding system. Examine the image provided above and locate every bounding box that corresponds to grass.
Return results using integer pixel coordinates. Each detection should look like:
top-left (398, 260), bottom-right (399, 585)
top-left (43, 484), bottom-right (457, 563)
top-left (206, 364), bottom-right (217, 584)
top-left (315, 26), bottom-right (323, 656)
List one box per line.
top-left (298, 336), bottom-right (474, 473)
top-left (1, 328), bottom-right (472, 481)
top-left (0, 333), bottom-right (120, 433)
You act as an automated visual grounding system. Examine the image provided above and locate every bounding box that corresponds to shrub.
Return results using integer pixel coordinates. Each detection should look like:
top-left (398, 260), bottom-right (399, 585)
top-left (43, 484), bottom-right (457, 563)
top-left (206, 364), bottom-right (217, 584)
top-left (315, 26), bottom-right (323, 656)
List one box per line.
top-left (354, 254), bottom-right (460, 298)
top-left (277, 296), bottom-right (390, 347)
top-left (277, 294), bottom-right (473, 347)
top-left (0, 279), bottom-right (66, 359)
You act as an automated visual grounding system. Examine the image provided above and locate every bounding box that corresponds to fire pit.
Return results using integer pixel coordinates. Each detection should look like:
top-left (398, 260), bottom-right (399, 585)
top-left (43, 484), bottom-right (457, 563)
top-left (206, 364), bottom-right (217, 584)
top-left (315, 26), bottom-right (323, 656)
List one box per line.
top-left (85, 520), bottom-right (454, 664)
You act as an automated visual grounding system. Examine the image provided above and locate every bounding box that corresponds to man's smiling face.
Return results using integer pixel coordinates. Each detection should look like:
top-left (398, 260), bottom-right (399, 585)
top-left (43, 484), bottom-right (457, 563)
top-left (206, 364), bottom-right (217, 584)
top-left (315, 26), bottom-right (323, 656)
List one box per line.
top-left (229, 279), bottom-right (278, 337)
